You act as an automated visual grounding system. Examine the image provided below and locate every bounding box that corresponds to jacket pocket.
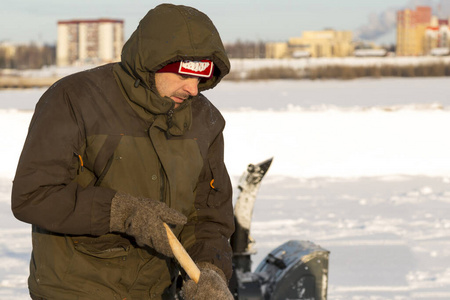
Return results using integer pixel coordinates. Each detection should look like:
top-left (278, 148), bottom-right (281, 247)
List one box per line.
top-left (63, 235), bottom-right (129, 299)
top-left (73, 164), bottom-right (97, 188)
top-left (71, 234), bottom-right (130, 259)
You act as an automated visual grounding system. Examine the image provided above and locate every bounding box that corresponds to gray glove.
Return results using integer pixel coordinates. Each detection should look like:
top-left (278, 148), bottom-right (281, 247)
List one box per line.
top-left (182, 262), bottom-right (233, 300)
top-left (110, 192), bottom-right (187, 257)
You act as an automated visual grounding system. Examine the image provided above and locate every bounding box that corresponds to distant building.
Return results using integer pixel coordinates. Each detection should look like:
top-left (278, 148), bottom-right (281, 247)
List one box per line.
top-left (353, 41), bottom-right (389, 57)
top-left (353, 49), bottom-right (387, 57)
top-left (424, 17), bottom-right (450, 55)
top-left (265, 42), bottom-right (289, 59)
top-left (265, 30), bottom-right (354, 59)
top-left (289, 30), bottom-right (354, 58)
top-left (57, 19), bottom-right (124, 66)
top-left (0, 42), bottom-right (17, 68)
top-left (396, 6), bottom-right (432, 56)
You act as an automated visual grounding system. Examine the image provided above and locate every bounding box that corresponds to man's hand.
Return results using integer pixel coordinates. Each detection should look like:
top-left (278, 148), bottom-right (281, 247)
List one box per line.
top-left (182, 262), bottom-right (233, 300)
top-left (109, 192), bottom-right (187, 257)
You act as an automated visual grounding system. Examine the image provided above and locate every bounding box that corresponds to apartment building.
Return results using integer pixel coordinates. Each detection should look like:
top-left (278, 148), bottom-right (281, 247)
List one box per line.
top-left (57, 19), bottom-right (124, 66)
top-left (396, 6), bottom-right (432, 56)
top-left (424, 17), bottom-right (450, 55)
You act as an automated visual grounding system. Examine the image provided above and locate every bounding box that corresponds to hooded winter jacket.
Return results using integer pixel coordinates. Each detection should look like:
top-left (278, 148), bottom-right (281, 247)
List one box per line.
top-left (11, 4), bottom-right (234, 300)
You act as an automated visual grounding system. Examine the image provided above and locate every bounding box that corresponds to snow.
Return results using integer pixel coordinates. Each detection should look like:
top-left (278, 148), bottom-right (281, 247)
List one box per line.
top-left (1, 70), bottom-right (450, 299)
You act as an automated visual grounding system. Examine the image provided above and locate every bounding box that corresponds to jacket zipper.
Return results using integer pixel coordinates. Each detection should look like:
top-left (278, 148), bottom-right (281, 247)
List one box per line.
top-left (95, 154), bottom-right (115, 187)
top-left (159, 109), bottom-right (173, 205)
top-left (159, 161), bottom-right (168, 205)
top-left (165, 109), bottom-right (174, 139)
top-left (73, 152), bottom-right (84, 173)
top-left (166, 109), bottom-right (174, 129)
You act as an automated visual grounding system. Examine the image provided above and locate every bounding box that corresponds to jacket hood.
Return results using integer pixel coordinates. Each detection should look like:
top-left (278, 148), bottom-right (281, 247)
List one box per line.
top-left (118, 3), bottom-right (230, 93)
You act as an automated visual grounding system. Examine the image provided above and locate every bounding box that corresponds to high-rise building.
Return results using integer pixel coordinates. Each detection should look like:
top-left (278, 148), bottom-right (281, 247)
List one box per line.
top-left (396, 6), bottom-right (432, 56)
top-left (57, 19), bottom-right (124, 66)
top-left (424, 17), bottom-right (450, 55)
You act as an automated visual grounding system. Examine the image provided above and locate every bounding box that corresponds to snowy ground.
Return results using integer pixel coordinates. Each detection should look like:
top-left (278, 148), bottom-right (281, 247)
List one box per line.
top-left (1, 75), bottom-right (450, 299)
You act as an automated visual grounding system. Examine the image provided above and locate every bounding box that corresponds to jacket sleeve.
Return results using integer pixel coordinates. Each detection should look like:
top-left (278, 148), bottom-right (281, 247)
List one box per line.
top-left (182, 128), bottom-right (235, 280)
top-left (11, 83), bottom-right (116, 236)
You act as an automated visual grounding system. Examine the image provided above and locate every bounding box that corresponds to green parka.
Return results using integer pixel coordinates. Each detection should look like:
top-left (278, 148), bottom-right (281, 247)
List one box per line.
top-left (11, 4), bottom-right (234, 300)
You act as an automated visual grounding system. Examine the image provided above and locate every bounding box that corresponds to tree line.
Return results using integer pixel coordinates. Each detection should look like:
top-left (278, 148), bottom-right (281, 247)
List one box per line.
top-left (0, 43), bottom-right (55, 69)
top-left (224, 40), bottom-right (266, 59)
top-left (2, 41), bottom-right (450, 81)
top-left (225, 63), bottom-right (450, 80)
top-left (0, 40), bottom-right (265, 70)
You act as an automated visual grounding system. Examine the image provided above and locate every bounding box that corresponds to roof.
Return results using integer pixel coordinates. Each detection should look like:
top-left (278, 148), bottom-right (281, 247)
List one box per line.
top-left (58, 19), bottom-right (124, 25)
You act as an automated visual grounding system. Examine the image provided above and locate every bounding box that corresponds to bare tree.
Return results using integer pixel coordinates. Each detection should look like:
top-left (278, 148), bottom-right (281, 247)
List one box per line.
top-left (0, 43), bottom-right (56, 69)
top-left (225, 40), bottom-right (266, 59)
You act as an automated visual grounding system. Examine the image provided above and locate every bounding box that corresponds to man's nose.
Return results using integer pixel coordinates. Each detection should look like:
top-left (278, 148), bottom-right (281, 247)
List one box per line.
top-left (184, 78), bottom-right (199, 96)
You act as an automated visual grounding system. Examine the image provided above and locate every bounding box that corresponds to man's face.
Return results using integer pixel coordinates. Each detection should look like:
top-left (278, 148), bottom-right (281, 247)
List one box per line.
top-left (155, 73), bottom-right (200, 109)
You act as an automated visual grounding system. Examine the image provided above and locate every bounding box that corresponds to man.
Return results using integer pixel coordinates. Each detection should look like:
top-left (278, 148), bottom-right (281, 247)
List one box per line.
top-left (12, 4), bottom-right (234, 300)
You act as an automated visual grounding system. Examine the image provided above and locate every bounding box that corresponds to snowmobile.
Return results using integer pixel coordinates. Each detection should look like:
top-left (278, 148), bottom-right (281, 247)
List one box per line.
top-left (229, 158), bottom-right (330, 300)
top-left (172, 158), bottom-right (330, 299)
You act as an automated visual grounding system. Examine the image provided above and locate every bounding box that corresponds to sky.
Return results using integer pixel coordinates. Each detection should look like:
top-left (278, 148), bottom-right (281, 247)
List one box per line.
top-left (1, 0), bottom-right (450, 46)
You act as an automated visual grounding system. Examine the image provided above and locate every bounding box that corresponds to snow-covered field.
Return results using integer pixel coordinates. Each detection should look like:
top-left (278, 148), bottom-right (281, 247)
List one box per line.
top-left (1, 75), bottom-right (450, 299)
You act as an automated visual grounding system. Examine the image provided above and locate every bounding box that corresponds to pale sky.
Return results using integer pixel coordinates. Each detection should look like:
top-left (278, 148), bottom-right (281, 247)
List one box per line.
top-left (0, 0), bottom-right (448, 45)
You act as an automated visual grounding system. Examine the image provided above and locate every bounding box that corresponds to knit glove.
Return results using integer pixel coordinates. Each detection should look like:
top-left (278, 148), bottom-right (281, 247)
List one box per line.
top-left (182, 262), bottom-right (234, 300)
top-left (110, 192), bottom-right (187, 257)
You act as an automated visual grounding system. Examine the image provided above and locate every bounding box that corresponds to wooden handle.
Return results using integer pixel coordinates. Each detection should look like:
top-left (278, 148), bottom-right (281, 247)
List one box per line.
top-left (163, 223), bottom-right (201, 283)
